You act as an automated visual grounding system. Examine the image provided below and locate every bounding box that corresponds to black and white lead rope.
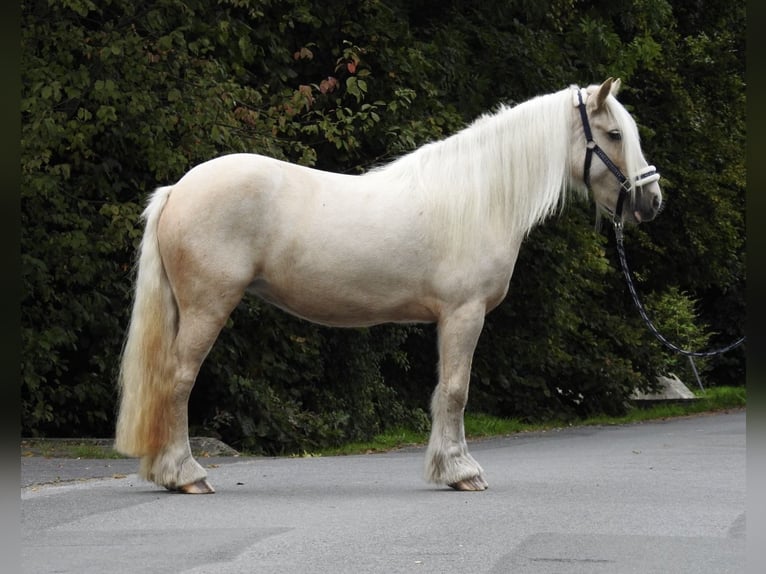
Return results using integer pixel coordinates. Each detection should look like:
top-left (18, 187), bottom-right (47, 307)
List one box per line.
top-left (613, 221), bottom-right (745, 358)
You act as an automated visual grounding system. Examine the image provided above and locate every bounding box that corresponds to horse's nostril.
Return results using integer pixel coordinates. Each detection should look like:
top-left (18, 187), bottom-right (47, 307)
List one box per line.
top-left (653, 194), bottom-right (661, 210)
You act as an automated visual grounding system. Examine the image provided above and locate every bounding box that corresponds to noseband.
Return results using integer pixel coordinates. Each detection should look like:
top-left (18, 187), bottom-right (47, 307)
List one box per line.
top-left (573, 87), bottom-right (659, 221)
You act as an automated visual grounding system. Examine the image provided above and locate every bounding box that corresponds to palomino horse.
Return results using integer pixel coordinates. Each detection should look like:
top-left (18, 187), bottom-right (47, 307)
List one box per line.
top-left (115, 78), bottom-right (661, 493)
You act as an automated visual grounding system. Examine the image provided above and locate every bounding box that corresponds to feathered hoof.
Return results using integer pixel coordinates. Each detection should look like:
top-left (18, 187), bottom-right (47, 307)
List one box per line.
top-left (171, 478), bottom-right (216, 494)
top-left (448, 475), bottom-right (488, 491)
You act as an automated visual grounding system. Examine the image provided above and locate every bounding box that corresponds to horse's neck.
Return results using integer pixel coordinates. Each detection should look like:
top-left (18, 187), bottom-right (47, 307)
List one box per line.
top-left (423, 95), bottom-right (570, 231)
top-left (363, 91), bottom-right (572, 261)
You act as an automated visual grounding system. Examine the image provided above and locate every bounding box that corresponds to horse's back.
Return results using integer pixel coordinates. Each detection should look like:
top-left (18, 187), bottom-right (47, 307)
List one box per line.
top-left (161, 153), bottom-right (415, 250)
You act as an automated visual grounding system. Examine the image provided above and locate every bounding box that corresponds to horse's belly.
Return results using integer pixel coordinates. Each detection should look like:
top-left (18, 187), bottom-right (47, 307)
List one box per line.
top-left (246, 272), bottom-right (440, 327)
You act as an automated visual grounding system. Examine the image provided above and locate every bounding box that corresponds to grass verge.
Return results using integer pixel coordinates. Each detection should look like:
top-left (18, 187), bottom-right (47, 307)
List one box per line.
top-left (317, 385), bottom-right (745, 456)
top-left (20, 438), bottom-right (124, 459)
top-left (20, 386), bottom-right (745, 459)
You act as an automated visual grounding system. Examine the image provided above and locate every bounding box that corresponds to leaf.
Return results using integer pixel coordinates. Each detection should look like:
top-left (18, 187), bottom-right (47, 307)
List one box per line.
top-left (346, 77), bottom-right (367, 102)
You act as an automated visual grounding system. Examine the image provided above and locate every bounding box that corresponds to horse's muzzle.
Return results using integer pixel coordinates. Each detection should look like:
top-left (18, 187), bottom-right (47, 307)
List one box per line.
top-left (630, 165), bottom-right (661, 223)
top-left (632, 185), bottom-right (662, 223)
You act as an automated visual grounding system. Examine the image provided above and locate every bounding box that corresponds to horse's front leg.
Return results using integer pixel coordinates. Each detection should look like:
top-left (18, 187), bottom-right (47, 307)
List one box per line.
top-left (425, 302), bottom-right (488, 491)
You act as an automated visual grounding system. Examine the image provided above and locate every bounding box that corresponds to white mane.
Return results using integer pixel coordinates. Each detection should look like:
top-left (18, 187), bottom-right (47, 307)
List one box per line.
top-left (363, 85), bottom-right (650, 259)
top-left (367, 87), bottom-right (579, 257)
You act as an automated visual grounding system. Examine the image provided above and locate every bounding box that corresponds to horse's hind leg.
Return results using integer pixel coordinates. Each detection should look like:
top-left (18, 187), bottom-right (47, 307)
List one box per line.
top-left (135, 293), bottom-right (237, 493)
top-left (139, 307), bottom-right (234, 494)
top-left (425, 302), bottom-right (489, 491)
top-left (141, 250), bottom-right (250, 493)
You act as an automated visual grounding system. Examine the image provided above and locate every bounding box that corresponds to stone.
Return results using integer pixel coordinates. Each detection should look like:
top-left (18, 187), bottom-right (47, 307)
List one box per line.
top-left (631, 373), bottom-right (697, 402)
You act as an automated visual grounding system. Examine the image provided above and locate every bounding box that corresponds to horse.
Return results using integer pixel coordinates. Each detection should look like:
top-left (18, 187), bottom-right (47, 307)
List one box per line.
top-left (115, 78), bottom-right (662, 494)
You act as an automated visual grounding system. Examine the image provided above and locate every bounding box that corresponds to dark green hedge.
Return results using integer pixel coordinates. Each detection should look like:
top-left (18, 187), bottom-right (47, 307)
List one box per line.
top-left (21, 0), bottom-right (744, 451)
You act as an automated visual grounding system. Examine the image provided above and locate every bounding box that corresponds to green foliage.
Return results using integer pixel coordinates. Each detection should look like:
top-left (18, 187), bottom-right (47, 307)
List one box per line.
top-left (641, 286), bottom-right (712, 382)
top-left (611, 0), bottom-right (746, 385)
top-left (21, 0), bottom-right (744, 451)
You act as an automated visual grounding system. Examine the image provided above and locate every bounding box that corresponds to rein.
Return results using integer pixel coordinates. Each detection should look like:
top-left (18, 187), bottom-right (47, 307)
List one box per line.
top-left (613, 222), bottom-right (746, 358)
top-left (573, 86), bottom-right (745, 387)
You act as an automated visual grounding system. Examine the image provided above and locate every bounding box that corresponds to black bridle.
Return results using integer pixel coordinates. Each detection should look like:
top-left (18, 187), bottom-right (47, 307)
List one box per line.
top-left (574, 87), bottom-right (659, 222)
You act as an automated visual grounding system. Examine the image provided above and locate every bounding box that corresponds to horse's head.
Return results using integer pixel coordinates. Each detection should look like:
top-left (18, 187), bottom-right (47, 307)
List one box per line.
top-left (571, 78), bottom-right (662, 225)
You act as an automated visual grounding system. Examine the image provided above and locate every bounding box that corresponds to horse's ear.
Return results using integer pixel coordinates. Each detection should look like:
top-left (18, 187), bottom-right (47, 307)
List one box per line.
top-left (594, 78), bottom-right (614, 109)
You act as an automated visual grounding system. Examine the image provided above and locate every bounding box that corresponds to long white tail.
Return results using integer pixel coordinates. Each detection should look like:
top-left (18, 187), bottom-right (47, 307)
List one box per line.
top-left (114, 186), bottom-right (177, 457)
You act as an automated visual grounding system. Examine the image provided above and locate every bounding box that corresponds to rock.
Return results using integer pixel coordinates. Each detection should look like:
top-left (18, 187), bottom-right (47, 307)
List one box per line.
top-left (189, 436), bottom-right (240, 457)
top-left (631, 373), bottom-right (698, 404)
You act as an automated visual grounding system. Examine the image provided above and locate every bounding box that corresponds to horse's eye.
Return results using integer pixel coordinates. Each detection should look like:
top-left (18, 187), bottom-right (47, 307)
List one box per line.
top-left (607, 130), bottom-right (622, 141)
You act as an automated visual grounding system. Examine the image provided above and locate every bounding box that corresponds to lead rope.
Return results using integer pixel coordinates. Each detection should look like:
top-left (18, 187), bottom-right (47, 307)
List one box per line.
top-left (613, 221), bottom-right (745, 390)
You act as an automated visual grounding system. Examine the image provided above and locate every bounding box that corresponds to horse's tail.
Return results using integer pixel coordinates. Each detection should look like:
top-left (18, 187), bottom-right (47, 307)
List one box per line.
top-left (114, 186), bottom-right (177, 457)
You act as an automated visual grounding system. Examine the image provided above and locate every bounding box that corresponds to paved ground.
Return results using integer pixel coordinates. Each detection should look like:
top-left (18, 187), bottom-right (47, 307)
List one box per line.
top-left (21, 410), bottom-right (746, 573)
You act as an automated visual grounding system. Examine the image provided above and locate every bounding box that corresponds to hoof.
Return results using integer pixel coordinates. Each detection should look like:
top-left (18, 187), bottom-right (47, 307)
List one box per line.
top-left (448, 475), bottom-right (488, 491)
top-left (174, 478), bottom-right (215, 494)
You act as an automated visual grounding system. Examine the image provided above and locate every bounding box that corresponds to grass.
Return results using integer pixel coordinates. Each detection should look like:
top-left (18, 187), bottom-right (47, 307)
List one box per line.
top-left (20, 438), bottom-right (124, 459)
top-left (20, 386), bottom-right (745, 459)
top-left (315, 385), bottom-right (746, 457)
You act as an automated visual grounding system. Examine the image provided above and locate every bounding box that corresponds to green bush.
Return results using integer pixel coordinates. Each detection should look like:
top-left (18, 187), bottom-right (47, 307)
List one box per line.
top-left (641, 286), bottom-right (712, 383)
top-left (21, 0), bottom-right (744, 451)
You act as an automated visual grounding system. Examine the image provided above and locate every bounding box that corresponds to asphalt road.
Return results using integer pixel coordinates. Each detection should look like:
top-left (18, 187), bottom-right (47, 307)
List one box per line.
top-left (21, 410), bottom-right (746, 573)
